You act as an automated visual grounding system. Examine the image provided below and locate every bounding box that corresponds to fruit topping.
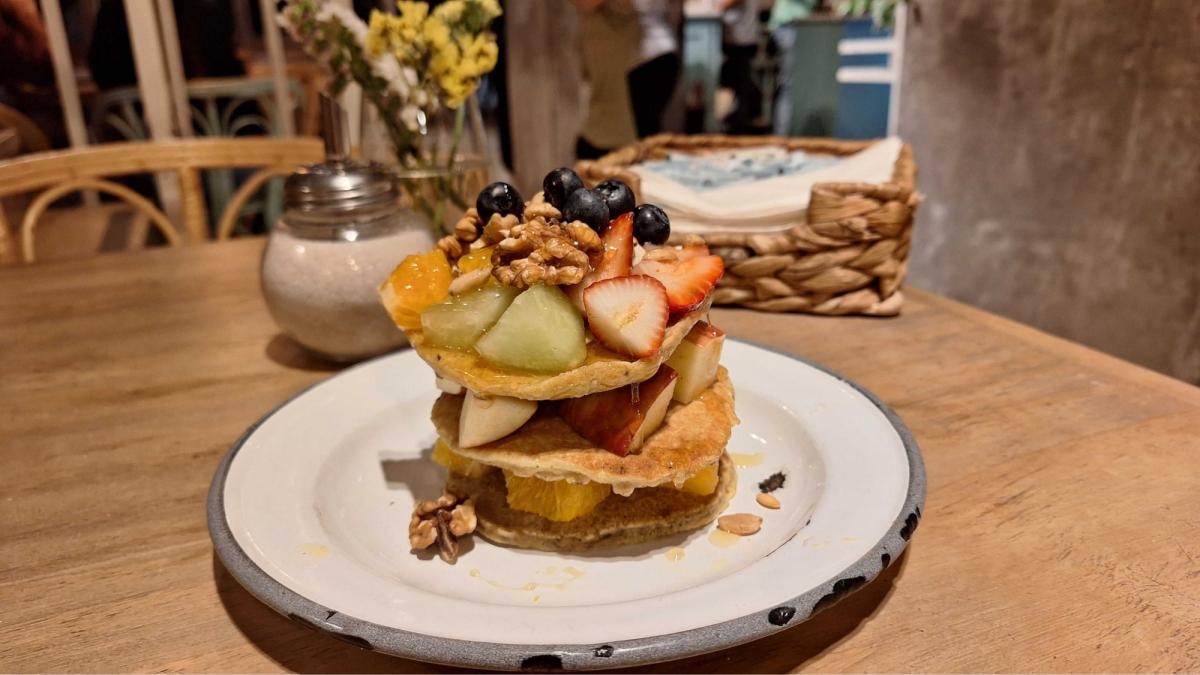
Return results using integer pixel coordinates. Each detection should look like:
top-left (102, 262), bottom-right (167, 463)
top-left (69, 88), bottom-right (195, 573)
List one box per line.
top-left (459, 391), bottom-right (538, 447)
top-left (457, 245), bottom-right (496, 273)
top-left (632, 203), bottom-right (670, 245)
top-left (420, 285), bottom-right (519, 350)
top-left (476, 181), bottom-right (524, 224)
top-left (378, 249), bottom-right (453, 330)
top-left (583, 275), bottom-right (668, 359)
top-left (675, 242), bottom-right (710, 259)
top-left (594, 179), bottom-right (636, 217)
top-left (566, 211), bottom-right (634, 309)
top-left (634, 254), bottom-right (724, 313)
top-left (559, 365), bottom-right (678, 456)
top-left (541, 167), bottom-right (585, 209)
top-left (664, 320), bottom-right (725, 403)
top-left (431, 439), bottom-right (490, 478)
top-left (562, 187), bottom-right (611, 233)
top-left (474, 284), bottom-right (587, 373)
top-left (680, 463), bottom-right (719, 496)
top-left (504, 471), bottom-right (611, 522)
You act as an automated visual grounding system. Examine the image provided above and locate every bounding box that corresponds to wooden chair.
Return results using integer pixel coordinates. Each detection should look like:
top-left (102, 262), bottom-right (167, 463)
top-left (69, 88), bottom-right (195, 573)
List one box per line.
top-left (0, 137), bottom-right (323, 264)
top-left (0, 102), bottom-right (52, 155)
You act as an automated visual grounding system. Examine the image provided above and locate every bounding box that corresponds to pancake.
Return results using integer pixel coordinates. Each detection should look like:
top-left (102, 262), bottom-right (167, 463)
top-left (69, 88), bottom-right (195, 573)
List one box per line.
top-left (408, 297), bottom-right (712, 400)
top-left (446, 453), bottom-right (736, 552)
top-left (433, 368), bottom-right (736, 496)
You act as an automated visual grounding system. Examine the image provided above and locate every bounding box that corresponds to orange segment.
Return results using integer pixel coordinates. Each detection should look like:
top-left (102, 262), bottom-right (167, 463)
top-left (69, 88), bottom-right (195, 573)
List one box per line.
top-left (679, 464), bottom-right (719, 496)
top-left (431, 439), bottom-right (490, 478)
top-left (457, 245), bottom-right (495, 273)
top-left (378, 249), bottom-right (452, 330)
top-left (503, 471), bottom-right (611, 522)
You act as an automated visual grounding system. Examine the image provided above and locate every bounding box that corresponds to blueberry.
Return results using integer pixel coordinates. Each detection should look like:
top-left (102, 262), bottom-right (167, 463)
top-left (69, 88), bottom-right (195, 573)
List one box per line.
top-left (633, 204), bottom-right (670, 244)
top-left (475, 182), bottom-right (523, 226)
top-left (594, 179), bottom-right (636, 217)
top-left (562, 188), bottom-right (610, 233)
top-left (541, 167), bottom-right (584, 210)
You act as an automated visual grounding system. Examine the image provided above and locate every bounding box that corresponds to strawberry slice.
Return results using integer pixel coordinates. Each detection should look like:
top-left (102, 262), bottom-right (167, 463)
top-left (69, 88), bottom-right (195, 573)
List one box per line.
top-left (568, 212), bottom-right (634, 309)
top-left (582, 275), bottom-right (669, 358)
top-left (675, 243), bottom-right (710, 260)
top-left (634, 255), bottom-right (725, 313)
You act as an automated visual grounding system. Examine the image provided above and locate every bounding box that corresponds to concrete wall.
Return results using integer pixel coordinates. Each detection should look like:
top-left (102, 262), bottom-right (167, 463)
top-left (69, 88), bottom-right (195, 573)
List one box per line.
top-left (899, 0), bottom-right (1200, 383)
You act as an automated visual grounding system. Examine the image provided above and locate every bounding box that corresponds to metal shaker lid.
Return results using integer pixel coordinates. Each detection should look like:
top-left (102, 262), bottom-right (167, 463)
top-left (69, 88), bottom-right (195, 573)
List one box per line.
top-left (284, 160), bottom-right (397, 214)
top-left (284, 94), bottom-right (397, 215)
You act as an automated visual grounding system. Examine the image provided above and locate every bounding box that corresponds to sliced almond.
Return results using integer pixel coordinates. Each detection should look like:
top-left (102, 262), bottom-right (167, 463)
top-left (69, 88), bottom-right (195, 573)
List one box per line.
top-left (717, 513), bottom-right (763, 536)
top-left (449, 267), bottom-right (491, 295)
top-left (756, 493), bottom-right (781, 509)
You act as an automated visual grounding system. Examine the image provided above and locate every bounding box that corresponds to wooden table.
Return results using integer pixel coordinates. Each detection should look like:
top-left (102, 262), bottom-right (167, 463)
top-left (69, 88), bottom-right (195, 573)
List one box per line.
top-left (3, 238), bottom-right (1199, 672)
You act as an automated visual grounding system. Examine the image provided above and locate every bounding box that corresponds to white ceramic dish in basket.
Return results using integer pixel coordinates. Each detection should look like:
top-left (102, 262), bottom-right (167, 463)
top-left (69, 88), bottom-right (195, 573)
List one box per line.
top-left (207, 338), bottom-right (924, 671)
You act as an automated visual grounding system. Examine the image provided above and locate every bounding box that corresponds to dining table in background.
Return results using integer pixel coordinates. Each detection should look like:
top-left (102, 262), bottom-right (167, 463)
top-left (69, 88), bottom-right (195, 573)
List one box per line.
top-left (2, 237), bottom-right (1198, 673)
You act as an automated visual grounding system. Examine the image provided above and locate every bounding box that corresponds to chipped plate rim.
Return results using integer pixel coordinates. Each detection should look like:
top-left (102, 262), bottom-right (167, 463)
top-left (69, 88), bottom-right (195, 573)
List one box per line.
top-left (207, 338), bottom-right (925, 671)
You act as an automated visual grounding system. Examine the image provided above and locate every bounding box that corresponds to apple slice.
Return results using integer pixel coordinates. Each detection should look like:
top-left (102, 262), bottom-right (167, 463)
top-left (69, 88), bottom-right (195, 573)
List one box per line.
top-left (559, 365), bottom-right (678, 456)
top-left (459, 391), bottom-right (538, 447)
top-left (664, 321), bottom-right (725, 403)
top-left (436, 375), bottom-right (464, 395)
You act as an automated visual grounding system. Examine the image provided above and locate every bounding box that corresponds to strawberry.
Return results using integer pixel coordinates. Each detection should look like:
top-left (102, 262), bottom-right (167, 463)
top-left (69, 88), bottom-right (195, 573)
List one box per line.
top-left (634, 255), bottom-right (725, 313)
top-left (568, 212), bottom-right (634, 310)
top-left (675, 243), bottom-right (710, 260)
top-left (594, 211), bottom-right (634, 277)
top-left (582, 275), bottom-right (669, 358)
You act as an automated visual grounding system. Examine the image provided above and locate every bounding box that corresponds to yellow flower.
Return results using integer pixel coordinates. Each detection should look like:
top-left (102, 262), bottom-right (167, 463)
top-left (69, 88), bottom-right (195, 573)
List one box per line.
top-left (396, 0), bottom-right (428, 24)
top-left (477, 0), bottom-right (502, 20)
top-left (423, 15), bottom-right (452, 50)
top-left (433, 0), bottom-right (465, 23)
top-left (365, 11), bottom-right (392, 57)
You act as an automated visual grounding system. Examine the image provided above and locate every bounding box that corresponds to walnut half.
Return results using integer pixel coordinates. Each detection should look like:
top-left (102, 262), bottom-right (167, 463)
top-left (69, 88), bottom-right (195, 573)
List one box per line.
top-left (409, 492), bottom-right (477, 562)
top-left (491, 217), bottom-right (602, 289)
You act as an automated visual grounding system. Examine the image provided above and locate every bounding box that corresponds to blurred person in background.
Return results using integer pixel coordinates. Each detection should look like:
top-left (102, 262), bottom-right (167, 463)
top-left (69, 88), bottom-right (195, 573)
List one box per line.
top-left (0, 0), bottom-right (53, 93)
top-left (628, 0), bottom-right (682, 139)
top-left (768, 0), bottom-right (816, 135)
top-left (719, 0), bottom-right (761, 134)
top-left (575, 0), bottom-right (682, 159)
top-left (89, 0), bottom-right (243, 90)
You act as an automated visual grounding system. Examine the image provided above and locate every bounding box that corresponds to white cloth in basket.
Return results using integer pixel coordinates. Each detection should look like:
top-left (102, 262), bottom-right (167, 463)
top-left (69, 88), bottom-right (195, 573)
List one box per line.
top-left (631, 137), bottom-right (903, 235)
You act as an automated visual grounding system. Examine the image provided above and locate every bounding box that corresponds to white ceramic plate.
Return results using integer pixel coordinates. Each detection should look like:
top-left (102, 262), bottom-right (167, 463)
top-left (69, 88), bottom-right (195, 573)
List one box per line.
top-left (208, 339), bottom-right (924, 671)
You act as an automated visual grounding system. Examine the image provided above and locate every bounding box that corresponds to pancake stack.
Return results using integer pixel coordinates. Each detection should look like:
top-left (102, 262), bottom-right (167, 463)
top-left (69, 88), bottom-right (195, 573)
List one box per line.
top-left (380, 170), bottom-right (738, 558)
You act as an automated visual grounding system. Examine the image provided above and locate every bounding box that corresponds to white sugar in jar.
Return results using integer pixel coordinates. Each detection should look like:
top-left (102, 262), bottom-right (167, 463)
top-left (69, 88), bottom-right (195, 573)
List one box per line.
top-left (260, 161), bottom-right (433, 362)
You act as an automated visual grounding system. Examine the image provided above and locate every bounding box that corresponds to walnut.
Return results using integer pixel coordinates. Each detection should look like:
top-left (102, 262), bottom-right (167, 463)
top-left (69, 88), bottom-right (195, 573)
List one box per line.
top-left (435, 209), bottom-right (484, 264)
top-left (491, 217), bottom-right (598, 288)
top-left (523, 191), bottom-right (561, 221)
top-left (565, 220), bottom-right (602, 253)
top-left (437, 234), bottom-right (464, 260)
top-left (481, 213), bottom-right (519, 245)
top-left (409, 492), bottom-right (476, 562)
top-left (453, 208), bottom-right (481, 243)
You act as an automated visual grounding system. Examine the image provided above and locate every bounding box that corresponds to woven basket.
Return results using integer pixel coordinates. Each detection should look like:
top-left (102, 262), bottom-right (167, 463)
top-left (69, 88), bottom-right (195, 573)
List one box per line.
top-left (576, 134), bottom-right (920, 316)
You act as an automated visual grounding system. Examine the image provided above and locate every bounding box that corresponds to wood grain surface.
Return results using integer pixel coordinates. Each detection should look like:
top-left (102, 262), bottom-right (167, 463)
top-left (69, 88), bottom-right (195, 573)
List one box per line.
top-left (1, 238), bottom-right (1198, 673)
